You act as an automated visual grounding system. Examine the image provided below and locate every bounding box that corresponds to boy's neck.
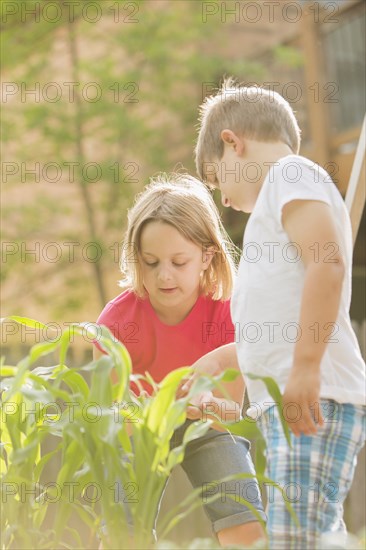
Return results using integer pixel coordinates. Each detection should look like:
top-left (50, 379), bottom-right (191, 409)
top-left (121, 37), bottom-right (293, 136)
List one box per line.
top-left (238, 140), bottom-right (294, 213)
top-left (252, 141), bottom-right (293, 170)
top-left (248, 141), bottom-right (294, 189)
top-left (264, 142), bottom-right (294, 163)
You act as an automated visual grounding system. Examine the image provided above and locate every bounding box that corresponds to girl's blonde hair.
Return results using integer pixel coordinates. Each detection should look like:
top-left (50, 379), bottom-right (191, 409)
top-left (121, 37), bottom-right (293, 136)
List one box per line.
top-left (195, 77), bottom-right (301, 180)
top-left (119, 173), bottom-right (238, 300)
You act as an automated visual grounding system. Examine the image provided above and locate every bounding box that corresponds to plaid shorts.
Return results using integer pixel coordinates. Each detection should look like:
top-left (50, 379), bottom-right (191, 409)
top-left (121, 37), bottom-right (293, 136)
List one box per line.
top-left (257, 399), bottom-right (366, 550)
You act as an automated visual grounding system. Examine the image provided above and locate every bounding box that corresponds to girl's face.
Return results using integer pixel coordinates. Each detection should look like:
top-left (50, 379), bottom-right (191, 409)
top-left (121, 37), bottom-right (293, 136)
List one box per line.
top-left (139, 221), bottom-right (213, 324)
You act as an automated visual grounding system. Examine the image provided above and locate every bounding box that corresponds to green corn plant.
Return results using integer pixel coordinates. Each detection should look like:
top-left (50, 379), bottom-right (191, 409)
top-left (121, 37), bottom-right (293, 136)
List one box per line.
top-left (0, 317), bottom-right (218, 549)
top-left (1, 316), bottom-right (295, 550)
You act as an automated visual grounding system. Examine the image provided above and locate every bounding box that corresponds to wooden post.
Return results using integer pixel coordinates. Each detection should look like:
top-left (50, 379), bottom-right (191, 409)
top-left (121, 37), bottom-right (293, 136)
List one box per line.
top-left (300, 3), bottom-right (330, 167)
top-left (345, 115), bottom-right (366, 245)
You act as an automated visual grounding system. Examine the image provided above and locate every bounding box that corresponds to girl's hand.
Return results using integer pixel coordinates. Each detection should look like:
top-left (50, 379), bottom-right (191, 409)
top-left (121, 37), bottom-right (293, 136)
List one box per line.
top-left (130, 389), bottom-right (149, 400)
top-left (176, 375), bottom-right (194, 399)
top-left (186, 391), bottom-right (242, 424)
top-left (176, 355), bottom-right (221, 399)
top-left (186, 391), bottom-right (215, 419)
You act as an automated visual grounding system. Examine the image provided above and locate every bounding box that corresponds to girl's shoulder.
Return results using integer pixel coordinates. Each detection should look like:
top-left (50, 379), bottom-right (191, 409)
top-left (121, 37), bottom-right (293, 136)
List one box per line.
top-left (97, 289), bottom-right (146, 324)
top-left (198, 293), bottom-right (232, 318)
top-left (197, 295), bottom-right (234, 343)
top-left (107, 289), bottom-right (139, 307)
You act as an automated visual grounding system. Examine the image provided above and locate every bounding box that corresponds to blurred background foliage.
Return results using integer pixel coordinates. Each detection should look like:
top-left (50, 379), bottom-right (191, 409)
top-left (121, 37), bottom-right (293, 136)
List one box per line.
top-left (2, 0), bottom-right (302, 323)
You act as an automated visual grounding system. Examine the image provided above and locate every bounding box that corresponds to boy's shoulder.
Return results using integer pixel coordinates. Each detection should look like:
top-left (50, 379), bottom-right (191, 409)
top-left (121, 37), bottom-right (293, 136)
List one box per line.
top-left (252, 153), bottom-right (343, 223)
top-left (271, 154), bottom-right (324, 178)
top-left (265, 154), bottom-right (335, 194)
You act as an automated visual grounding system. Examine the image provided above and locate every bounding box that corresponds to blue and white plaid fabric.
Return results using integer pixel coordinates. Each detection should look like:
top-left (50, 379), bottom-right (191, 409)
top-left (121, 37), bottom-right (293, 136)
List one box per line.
top-left (257, 400), bottom-right (366, 549)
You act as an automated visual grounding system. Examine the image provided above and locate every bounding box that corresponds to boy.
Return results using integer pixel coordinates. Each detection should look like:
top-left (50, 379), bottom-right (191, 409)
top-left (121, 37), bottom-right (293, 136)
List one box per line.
top-left (185, 79), bottom-right (366, 549)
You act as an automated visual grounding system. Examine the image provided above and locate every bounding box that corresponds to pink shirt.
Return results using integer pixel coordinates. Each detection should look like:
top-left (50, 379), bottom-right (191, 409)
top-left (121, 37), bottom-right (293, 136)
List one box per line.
top-left (96, 290), bottom-right (235, 391)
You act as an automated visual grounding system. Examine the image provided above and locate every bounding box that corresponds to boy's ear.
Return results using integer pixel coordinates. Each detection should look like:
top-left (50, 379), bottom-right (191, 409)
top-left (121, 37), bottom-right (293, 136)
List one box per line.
top-left (221, 129), bottom-right (245, 155)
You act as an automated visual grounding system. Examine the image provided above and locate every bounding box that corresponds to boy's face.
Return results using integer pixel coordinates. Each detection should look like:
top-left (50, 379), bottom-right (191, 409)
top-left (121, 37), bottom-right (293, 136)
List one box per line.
top-left (207, 141), bottom-right (260, 213)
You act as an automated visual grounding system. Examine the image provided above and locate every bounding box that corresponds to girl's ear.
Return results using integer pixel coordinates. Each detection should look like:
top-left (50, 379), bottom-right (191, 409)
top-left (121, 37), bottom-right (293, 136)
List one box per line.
top-left (202, 246), bottom-right (216, 270)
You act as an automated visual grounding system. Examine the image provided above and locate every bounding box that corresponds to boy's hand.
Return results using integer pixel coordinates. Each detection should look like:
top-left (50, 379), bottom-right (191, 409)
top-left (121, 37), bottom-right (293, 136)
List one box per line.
top-left (283, 368), bottom-right (324, 437)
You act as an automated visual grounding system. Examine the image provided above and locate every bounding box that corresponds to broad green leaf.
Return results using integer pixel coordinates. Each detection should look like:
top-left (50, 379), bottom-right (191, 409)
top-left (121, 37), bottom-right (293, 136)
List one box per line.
top-left (147, 367), bottom-right (191, 432)
top-left (247, 373), bottom-right (292, 446)
top-left (3, 316), bottom-right (49, 330)
top-left (0, 455), bottom-right (8, 475)
top-left (30, 365), bottom-right (60, 379)
top-left (29, 340), bottom-right (61, 364)
top-left (65, 526), bottom-right (83, 547)
top-left (33, 500), bottom-right (49, 530)
top-left (217, 368), bottom-right (240, 383)
top-left (182, 420), bottom-right (213, 446)
top-left (0, 366), bottom-right (16, 377)
top-left (56, 369), bottom-right (89, 401)
top-left (34, 445), bottom-right (62, 479)
top-left (255, 435), bottom-right (267, 478)
top-left (166, 445), bottom-right (185, 470)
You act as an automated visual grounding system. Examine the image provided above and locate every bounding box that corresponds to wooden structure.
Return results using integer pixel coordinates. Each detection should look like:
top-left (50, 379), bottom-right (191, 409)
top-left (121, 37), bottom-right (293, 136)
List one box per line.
top-left (345, 115), bottom-right (366, 244)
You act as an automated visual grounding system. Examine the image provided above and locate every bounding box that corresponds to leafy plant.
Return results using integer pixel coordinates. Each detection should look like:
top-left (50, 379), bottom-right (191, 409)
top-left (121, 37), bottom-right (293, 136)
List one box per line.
top-left (1, 316), bottom-right (294, 549)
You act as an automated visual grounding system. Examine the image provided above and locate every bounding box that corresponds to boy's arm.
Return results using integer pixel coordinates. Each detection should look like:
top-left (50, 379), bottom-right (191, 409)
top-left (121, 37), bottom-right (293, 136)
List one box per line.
top-left (281, 199), bottom-right (345, 437)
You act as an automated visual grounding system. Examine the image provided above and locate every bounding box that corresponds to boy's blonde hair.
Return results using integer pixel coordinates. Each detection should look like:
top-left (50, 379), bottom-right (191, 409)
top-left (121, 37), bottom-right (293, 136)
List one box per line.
top-left (195, 77), bottom-right (301, 180)
top-left (119, 173), bottom-right (237, 300)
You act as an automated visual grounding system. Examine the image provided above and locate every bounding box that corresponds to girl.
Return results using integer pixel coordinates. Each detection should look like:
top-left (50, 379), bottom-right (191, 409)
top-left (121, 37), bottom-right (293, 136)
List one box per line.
top-left (94, 174), bottom-right (266, 547)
